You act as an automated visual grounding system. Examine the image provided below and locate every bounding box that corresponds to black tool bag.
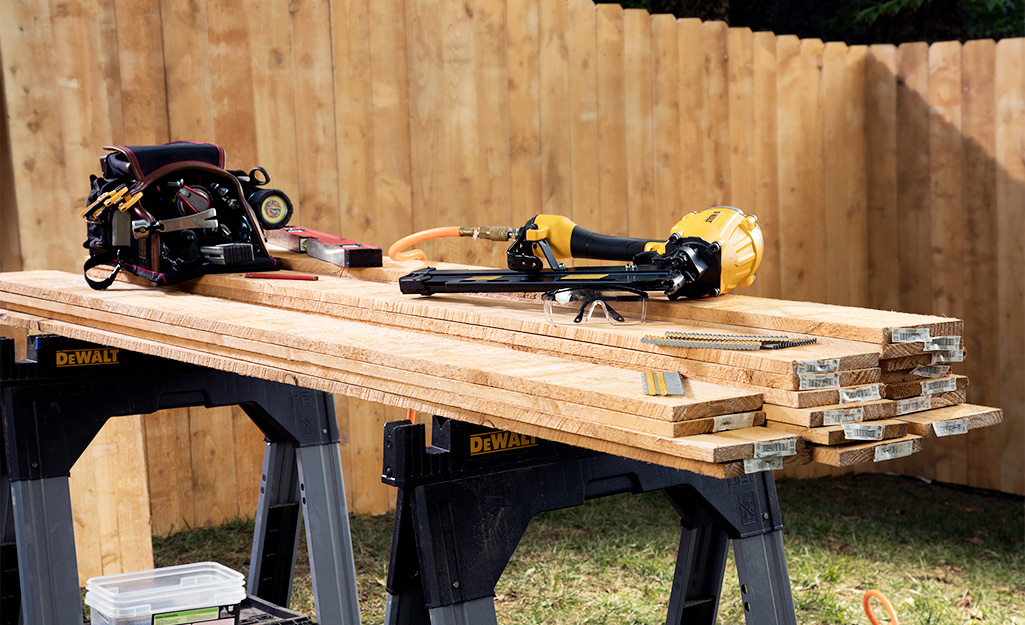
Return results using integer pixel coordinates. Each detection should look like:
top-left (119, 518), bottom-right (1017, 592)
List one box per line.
top-left (82, 142), bottom-right (293, 289)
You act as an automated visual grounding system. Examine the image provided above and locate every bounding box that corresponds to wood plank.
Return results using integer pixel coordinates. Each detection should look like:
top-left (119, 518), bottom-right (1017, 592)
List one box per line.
top-left (728, 28), bottom-right (755, 240)
top-left (144, 409), bottom-right (195, 535)
top-left (0, 0), bottom-right (76, 271)
top-left (651, 14), bottom-right (681, 238)
top-left (880, 354), bottom-right (934, 371)
top-left (0, 67), bottom-right (22, 273)
top-left (160, 0), bottom-right (214, 139)
top-left (750, 31), bottom-right (780, 299)
top-left (995, 37), bottom-right (1025, 495)
top-left (771, 419), bottom-right (907, 446)
top-left (677, 18), bottom-right (707, 210)
top-left (99, 416), bottom-right (154, 575)
top-left (898, 403), bottom-right (1003, 438)
top-left (763, 399), bottom-right (897, 428)
top-left (69, 435), bottom-right (102, 582)
top-left (232, 407), bottom-right (265, 518)
top-left (845, 45), bottom-right (869, 307)
top-left (883, 375), bottom-right (968, 400)
top-left (244, 0), bottom-right (300, 204)
top-left (369, 0), bottom-right (415, 248)
top-left (112, 0), bottom-right (170, 144)
top-left (623, 9), bottom-right (654, 238)
top-left (0, 310), bottom-right (810, 477)
top-left (960, 39), bottom-right (1000, 491)
top-left (207, 0), bottom-right (258, 164)
top-left (596, 3), bottom-right (627, 236)
top-left (864, 45), bottom-right (899, 311)
top-left (539, 0), bottom-right (572, 219)
top-left (290, 0), bottom-right (340, 233)
top-left (811, 434), bottom-right (923, 467)
top-left (703, 21), bottom-right (730, 205)
top-left (822, 41), bottom-right (849, 305)
top-left (471, 0), bottom-right (513, 269)
top-left (776, 35), bottom-right (809, 301)
top-left (567, 0), bottom-right (600, 240)
top-left (507, 0), bottom-right (543, 223)
top-left (895, 42), bottom-right (931, 315)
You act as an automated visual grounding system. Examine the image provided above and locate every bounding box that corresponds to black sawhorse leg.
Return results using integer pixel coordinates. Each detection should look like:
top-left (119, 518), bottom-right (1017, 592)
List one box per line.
top-left (0, 335), bottom-right (360, 625)
top-left (380, 417), bottom-right (797, 625)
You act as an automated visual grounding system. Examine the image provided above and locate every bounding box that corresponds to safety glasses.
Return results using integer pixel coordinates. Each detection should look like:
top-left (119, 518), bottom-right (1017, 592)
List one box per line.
top-left (541, 286), bottom-right (648, 325)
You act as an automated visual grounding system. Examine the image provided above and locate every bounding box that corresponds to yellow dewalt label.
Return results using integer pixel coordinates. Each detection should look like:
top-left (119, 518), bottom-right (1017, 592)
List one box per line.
top-left (470, 430), bottom-right (538, 456)
top-left (558, 274), bottom-right (609, 280)
top-left (55, 348), bottom-right (120, 367)
top-left (704, 210), bottom-right (722, 223)
top-left (464, 276), bottom-right (502, 281)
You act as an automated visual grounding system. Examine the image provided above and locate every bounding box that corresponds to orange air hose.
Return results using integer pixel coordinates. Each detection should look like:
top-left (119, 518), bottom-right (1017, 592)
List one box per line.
top-left (388, 226), bottom-right (462, 262)
top-left (863, 590), bottom-right (900, 625)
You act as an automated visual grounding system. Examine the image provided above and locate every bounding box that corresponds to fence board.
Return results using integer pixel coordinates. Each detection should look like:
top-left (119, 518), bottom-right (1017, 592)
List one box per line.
top-left (823, 42), bottom-right (849, 306)
top-left (864, 45), bottom-right (899, 311)
top-left (728, 28), bottom-right (755, 238)
top-left (624, 9), bottom-right (654, 237)
top-left (113, 0), bottom-right (168, 144)
top-left (161, 0), bottom-right (215, 140)
top-left (961, 39), bottom-right (1000, 490)
top-left (507, 0), bottom-right (542, 225)
top-left (703, 21), bottom-right (730, 206)
top-left (751, 31), bottom-right (780, 299)
top-left (0, 69), bottom-right (20, 273)
top-left (596, 4), bottom-right (627, 236)
top-left (232, 408), bottom-right (264, 517)
top-left (678, 18), bottom-right (708, 211)
top-left (651, 14), bottom-right (681, 238)
top-left (540, 0), bottom-right (572, 221)
top-left (928, 40), bottom-right (966, 485)
top-left (845, 45), bottom-right (869, 307)
top-left (207, 0), bottom-right (258, 164)
top-left (995, 38), bottom-right (1025, 496)
top-left (567, 0), bottom-right (600, 234)
top-left (145, 409), bottom-right (195, 535)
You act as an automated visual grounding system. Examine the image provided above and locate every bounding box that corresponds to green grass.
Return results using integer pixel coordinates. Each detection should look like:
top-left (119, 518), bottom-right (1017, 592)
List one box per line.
top-left (152, 474), bottom-right (1024, 624)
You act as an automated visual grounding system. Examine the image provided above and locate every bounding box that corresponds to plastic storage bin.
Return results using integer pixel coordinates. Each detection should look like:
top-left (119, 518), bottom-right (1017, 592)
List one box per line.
top-left (85, 562), bottom-right (245, 625)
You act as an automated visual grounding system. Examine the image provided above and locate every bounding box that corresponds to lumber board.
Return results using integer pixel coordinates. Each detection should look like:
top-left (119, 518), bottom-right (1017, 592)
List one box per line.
top-left (763, 400), bottom-right (896, 428)
top-left (880, 354), bottom-right (936, 371)
top-left (651, 14), bottom-right (682, 238)
top-left (864, 44), bottom-right (900, 311)
top-left (811, 434), bottom-right (924, 467)
top-left (845, 45), bottom-right (869, 307)
top-left (0, 309), bottom-right (811, 478)
top-left (703, 21), bottom-right (731, 205)
top-left (678, 18), bottom-right (708, 209)
top-left (769, 419), bottom-right (908, 446)
top-left (751, 30), bottom-right (781, 299)
top-left (596, 3), bottom-right (628, 237)
top-left (623, 9), bottom-right (655, 238)
top-left (883, 375), bottom-right (968, 400)
top-left (897, 404), bottom-right (1003, 438)
top-left (507, 0), bottom-right (543, 221)
top-left (567, 0), bottom-right (601, 239)
top-left (727, 28), bottom-right (755, 243)
top-left (539, 0), bottom-right (572, 219)
top-left (880, 366), bottom-right (953, 384)
top-left (823, 41), bottom-right (850, 306)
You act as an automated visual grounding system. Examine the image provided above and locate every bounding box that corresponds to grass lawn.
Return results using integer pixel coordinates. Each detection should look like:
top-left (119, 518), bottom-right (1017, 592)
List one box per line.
top-left (152, 473), bottom-right (1024, 624)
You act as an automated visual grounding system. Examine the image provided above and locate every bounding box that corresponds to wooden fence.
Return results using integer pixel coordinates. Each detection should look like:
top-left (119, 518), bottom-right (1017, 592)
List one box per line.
top-left (1, 0), bottom-right (1022, 582)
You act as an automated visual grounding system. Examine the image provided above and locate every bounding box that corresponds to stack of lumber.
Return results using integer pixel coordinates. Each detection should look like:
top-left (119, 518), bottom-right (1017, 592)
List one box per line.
top-left (0, 254), bottom-right (1003, 474)
top-left (0, 270), bottom-right (807, 479)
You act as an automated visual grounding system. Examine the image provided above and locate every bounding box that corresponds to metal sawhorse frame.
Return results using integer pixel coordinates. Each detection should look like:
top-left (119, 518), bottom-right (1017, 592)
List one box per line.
top-left (380, 417), bottom-right (798, 625)
top-left (0, 335), bottom-right (360, 625)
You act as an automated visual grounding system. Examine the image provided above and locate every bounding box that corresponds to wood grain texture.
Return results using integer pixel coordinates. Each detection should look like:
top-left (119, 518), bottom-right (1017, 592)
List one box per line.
top-left (822, 42), bottom-right (849, 305)
top-left (845, 45), bottom-right (869, 307)
top-left (207, 0), bottom-right (258, 164)
top-left (596, 3), bottom-right (628, 236)
top-left (623, 9), bottom-right (655, 238)
top-left (864, 45), bottom-right (899, 311)
top-left (651, 15), bottom-right (681, 238)
top-left (751, 31), bottom-right (780, 299)
top-left (771, 418), bottom-right (907, 446)
top-left (507, 0), bottom-right (543, 225)
top-left (539, 0), bottom-right (572, 219)
top-left (994, 38), bottom-right (1025, 495)
top-left (567, 0), bottom-right (601, 236)
top-left (703, 21), bottom-right (730, 205)
top-left (728, 28), bottom-right (755, 239)
top-left (811, 434), bottom-right (923, 467)
top-left (764, 399), bottom-right (896, 427)
top-left (678, 18), bottom-right (707, 210)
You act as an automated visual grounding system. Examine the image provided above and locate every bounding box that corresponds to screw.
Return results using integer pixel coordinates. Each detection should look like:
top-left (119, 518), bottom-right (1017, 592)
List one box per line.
top-left (452, 581), bottom-right (460, 589)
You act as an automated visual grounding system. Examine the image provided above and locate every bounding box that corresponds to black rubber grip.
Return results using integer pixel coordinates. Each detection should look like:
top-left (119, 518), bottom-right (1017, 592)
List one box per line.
top-left (569, 226), bottom-right (660, 262)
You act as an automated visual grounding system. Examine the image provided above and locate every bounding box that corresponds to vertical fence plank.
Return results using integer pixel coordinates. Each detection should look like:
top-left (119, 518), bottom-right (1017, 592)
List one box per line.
top-left (864, 44), bottom-right (899, 311)
top-left (751, 31), bottom-right (780, 299)
top-left (540, 0), bottom-right (572, 221)
top-left (995, 37), bottom-right (1025, 496)
top-left (161, 0), bottom-right (215, 139)
top-left (145, 410), bottom-right (196, 535)
top-left (823, 41), bottom-right (849, 306)
top-left (0, 0), bottom-right (75, 271)
top-left (69, 440), bottom-right (102, 582)
top-left (207, 0), bottom-right (258, 164)
top-left (567, 0), bottom-right (600, 234)
top-left (231, 408), bottom-right (264, 518)
top-left (624, 9), bottom-right (654, 237)
top-left (473, 0), bottom-right (512, 268)
top-left (961, 39), bottom-right (999, 490)
top-left (928, 40), bottom-right (966, 485)
top-left (596, 3), bottom-right (627, 235)
top-left (678, 19), bottom-right (707, 211)
top-left (290, 0), bottom-right (340, 233)
top-left (113, 0), bottom-right (169, 144)
top-left (651, 14), bottom-right (681, 238)
top-left (0, 74), bottom-right (20, 273)
top-left (189, 406), bottom-right (238, 527)
top-left (507, 0), bottom-right (543, 223)
top-left (245, 0), bottom-right (300, 207)
top-left (845, 45), bottom-right (869, 308)
top-left (703, 21), bottom-right (730, 206)
top-left (728, 28), bottom-right (755, 235)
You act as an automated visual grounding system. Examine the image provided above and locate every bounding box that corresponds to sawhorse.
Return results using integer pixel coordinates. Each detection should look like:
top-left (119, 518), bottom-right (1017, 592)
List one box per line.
top-left (381, 417), bottom-right (798, 625)
top-left (0, 335), bottom-right (359, 625)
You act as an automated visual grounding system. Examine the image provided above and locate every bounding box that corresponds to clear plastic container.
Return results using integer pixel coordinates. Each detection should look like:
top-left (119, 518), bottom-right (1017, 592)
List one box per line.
top-left (85, 562), bottom-right (245, 625)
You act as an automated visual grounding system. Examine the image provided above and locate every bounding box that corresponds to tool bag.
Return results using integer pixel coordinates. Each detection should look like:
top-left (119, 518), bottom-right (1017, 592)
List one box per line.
top-left (82, 142), bottom-right (293, 289)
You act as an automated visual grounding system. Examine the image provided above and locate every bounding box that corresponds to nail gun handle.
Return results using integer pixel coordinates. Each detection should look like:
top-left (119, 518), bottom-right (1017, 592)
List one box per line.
top-left (567, 227), bottom-right (661, 263)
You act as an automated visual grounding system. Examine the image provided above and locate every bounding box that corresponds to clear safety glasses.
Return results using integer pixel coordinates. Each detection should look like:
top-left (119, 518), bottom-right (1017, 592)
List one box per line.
top-left (541, 286), bottom-right (648, 326)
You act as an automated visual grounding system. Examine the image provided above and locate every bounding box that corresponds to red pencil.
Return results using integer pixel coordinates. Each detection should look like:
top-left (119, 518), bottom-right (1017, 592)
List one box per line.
top-left (244, 272), bottom-right (319, 281)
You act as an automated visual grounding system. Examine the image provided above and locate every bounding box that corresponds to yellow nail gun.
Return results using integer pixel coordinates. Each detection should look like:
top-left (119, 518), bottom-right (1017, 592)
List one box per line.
top-left (398, 206), bottom-right (763, 300)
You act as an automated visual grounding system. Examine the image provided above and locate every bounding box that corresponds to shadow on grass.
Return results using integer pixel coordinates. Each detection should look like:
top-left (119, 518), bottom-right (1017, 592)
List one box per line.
top-left (151, 473), bottom-right (1024, 624)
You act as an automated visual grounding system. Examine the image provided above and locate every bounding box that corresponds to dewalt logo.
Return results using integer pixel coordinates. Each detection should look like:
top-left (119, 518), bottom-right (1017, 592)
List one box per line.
top-left (704, 210), bottom-right (721, 223)
top-left (55, 348), bottom-right (120, 367)
top-left (469, 430), bottom-right (538, 456)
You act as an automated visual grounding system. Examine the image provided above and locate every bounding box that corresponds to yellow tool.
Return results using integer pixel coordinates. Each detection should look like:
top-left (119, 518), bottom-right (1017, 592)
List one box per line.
top-left (397, 207), bottom-right (764, 300)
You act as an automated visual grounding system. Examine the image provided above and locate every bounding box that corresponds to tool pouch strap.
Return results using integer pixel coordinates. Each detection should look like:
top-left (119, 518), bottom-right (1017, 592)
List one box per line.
top-left (83, 252), bottom-right (123, 291)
